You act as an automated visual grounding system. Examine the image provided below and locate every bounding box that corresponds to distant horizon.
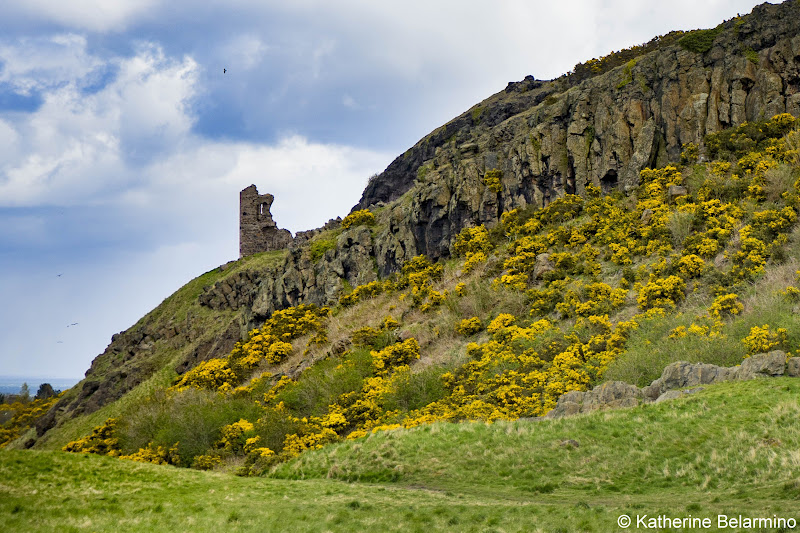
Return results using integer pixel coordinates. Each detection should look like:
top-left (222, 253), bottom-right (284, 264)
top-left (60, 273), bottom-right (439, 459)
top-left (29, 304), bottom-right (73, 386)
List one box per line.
top-left (0, 376), bottom-right (80, 397)
top-left (0, 375), bottom-right (83, 382)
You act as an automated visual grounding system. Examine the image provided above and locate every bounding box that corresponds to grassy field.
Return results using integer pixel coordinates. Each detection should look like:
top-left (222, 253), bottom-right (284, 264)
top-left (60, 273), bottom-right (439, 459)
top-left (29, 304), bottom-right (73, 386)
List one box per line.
top-left (2, 378), bottom-right (799, 532)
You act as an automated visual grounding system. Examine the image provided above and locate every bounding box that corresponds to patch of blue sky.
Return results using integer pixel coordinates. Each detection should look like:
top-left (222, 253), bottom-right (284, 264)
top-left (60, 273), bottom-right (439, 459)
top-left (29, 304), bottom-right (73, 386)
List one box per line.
top-left (79, 63), bottom-right (118, 95)
top-left (0, 82), bottom-right (43, 112)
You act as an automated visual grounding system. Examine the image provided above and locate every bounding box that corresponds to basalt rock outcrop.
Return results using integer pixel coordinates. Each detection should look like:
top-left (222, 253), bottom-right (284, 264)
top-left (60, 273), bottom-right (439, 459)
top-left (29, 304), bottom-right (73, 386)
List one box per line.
top-left (211, 0), bottom-right (800, 319)
top-left (546, 351), bottom-right (798, 418)
top-left (355, 0), bottom-right (800, 261)
top-left (201, 225), bottom-right (382, 326)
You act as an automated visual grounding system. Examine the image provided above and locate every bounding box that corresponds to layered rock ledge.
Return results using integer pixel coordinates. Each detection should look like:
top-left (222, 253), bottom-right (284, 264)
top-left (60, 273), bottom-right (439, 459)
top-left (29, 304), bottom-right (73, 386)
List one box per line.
top-left (546, 351), bottom-right (800, 418)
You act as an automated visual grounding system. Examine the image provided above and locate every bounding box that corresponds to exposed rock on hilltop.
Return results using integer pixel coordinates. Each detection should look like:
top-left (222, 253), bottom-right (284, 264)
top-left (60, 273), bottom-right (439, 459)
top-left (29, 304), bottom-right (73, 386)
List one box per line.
top-left (208, 0), bottom-right (800, 321)
top-left (357, 0), bottom-right (800, 260)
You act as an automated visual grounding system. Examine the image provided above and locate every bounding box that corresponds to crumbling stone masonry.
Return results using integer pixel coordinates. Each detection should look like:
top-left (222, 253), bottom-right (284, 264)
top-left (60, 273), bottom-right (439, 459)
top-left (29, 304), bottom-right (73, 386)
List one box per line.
top-left (239, 185), bottom-right (293, 258)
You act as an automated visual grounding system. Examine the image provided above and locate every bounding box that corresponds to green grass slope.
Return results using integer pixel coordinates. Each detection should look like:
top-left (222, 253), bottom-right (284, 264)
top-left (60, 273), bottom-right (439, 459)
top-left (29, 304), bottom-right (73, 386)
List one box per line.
top-left (2, 378), bottom-right (799, 532)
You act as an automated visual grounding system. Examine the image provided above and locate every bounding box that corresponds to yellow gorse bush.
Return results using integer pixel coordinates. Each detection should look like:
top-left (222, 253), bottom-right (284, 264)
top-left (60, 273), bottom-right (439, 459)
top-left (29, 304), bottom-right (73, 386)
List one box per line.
top-left (120, 443), bottom-right (180, 465)
top-left (742, 325), bottom-right (789, 357)
top-left (483, 169), bottom-right (503, 193)
top-left (63, 418), bottom-right (121, 456)
top-left (456, 317), bottom-right (482, 336)
top-left (637, 276), bottom-right (686, 310)
top-left (172, 304), bottom-right (330, 392)
top-left (341, 209), bottom-right (375, 229)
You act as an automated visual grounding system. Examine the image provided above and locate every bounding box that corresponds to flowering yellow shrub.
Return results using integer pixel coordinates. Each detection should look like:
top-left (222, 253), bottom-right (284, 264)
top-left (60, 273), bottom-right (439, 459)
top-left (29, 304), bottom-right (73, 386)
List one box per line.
top-left (265, 304), bottom-right (331, 341)
top-left (191, 454), bottom-right (222, 470)
top-left (669, 323), bottom-right (715, 338)
top-left (63, 418), bottom-right (121, 456)
top-left (710, 161), bottom-right (731, 176)
top-left (742, 325), bottom-right (789, 356)
top-left (487, 313), bottom-right (515, 333)
top-left (708, 293), bottom-right (743, 319)
top-left (283, 427), bottom-right (339, 458)
top-left (383, 316), bottom-right (400, 330)
top-left (462, 252), bottom-right (487, 274)
top-left (266, 341), bottom-right (293, 363)
top-left (456, 317), bottom-right (482, 336)
top-left (339, 280), bottom-right (393, 307)
top-left (676, 254), bottom-right (705, 278)
top-left (120, 443), bottom-right (180, 465)
top-left (454, 225), bottom-right (493, 257)
top-left (564, 282), bottom-right (627, 317)
top-left (371, 338), bottom-right (421, 375)
top-left (637, 276), bottom-right (686, 310)
top-left (483, 169), bottom-right (503, 192)
top-left (731, 233), bottom-right (768, 280)
top-left (172, 358), bottom-right (236, 391)
top-left (217, 419), bottom-right (255, 453)
top-left (400, 255), bottom-right (445, 311)
top-left (341, 209), bottom-right (375, 229)
top-left (608, 242), bottom-right (633, 265)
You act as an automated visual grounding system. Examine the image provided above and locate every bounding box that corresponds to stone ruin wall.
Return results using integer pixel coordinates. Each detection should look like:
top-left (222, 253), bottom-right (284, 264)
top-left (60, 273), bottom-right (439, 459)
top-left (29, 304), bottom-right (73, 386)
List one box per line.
top-left (239, 185), bottom-right (293, 258)
top-left (239, 185), bottom-right (344, 258)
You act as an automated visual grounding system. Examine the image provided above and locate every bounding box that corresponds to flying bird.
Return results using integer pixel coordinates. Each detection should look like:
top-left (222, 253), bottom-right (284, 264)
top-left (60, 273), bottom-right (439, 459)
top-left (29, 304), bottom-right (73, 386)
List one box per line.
top-left (57, 273), bottom-right (63, 277)
top-left (68, 322), bottom-right (78, 327)
top-left (223, 68), bottom-right (227, 74)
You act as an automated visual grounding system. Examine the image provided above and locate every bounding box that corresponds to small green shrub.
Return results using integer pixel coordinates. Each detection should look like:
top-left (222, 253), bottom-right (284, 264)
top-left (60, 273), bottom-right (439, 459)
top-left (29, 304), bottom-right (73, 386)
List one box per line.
top-left (309, 238), bottom-right (336, 262)
top-left (744, 48), bottom-right (759, 64)
top-left (381, 366), bottom-right (448, 412)
top-left (678, 26), bottom-right (723, 54)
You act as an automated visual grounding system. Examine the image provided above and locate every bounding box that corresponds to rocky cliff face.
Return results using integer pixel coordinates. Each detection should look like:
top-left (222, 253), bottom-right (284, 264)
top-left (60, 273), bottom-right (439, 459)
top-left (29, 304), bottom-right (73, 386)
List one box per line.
top-left (356, 0), bottom-right (800, 261)
top-left (199, 0), bottom-right (800, 321)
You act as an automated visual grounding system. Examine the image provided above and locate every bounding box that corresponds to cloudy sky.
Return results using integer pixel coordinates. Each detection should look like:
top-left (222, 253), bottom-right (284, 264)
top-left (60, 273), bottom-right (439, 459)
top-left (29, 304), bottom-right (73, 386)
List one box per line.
top-left (0, 0), bottom-right (767, 380)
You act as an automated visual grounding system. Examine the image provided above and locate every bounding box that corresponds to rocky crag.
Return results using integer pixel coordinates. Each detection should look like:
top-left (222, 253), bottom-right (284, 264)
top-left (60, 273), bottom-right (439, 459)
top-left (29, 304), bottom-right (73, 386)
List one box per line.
top-left (31, 0), bottom-right (800, 437)
top-left (547, 351), bottom-right (800, 418)
top-left (359, 0), bottom-right (800, 260)
top-left (209, 0), bottom-right (800, 322)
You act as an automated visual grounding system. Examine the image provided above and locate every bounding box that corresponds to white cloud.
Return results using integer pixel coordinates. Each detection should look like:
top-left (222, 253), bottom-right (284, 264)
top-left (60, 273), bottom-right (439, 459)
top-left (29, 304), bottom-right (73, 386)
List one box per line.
top-left (139, 135), bottom-right (391, 234)
top-left (0, 39), bottom-right (199, 206)
top-left (6, 0), bottom-right (160, 32)
top-left (220, 35), bottom-right (269, 71)
top-left (0, 34), bottom-right (101, 95)
top-left (0, 34), bottom-right (392, 236)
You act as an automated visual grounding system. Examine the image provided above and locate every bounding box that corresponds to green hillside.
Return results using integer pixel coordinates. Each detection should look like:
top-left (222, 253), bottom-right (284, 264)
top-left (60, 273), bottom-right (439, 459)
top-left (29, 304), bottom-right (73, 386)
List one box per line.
top-left (2, 378), bottom-right (799, 532)
top-left (15, 113), bottom-right (800, 476)
top-left (3, 3), bottom-right (800, 530)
